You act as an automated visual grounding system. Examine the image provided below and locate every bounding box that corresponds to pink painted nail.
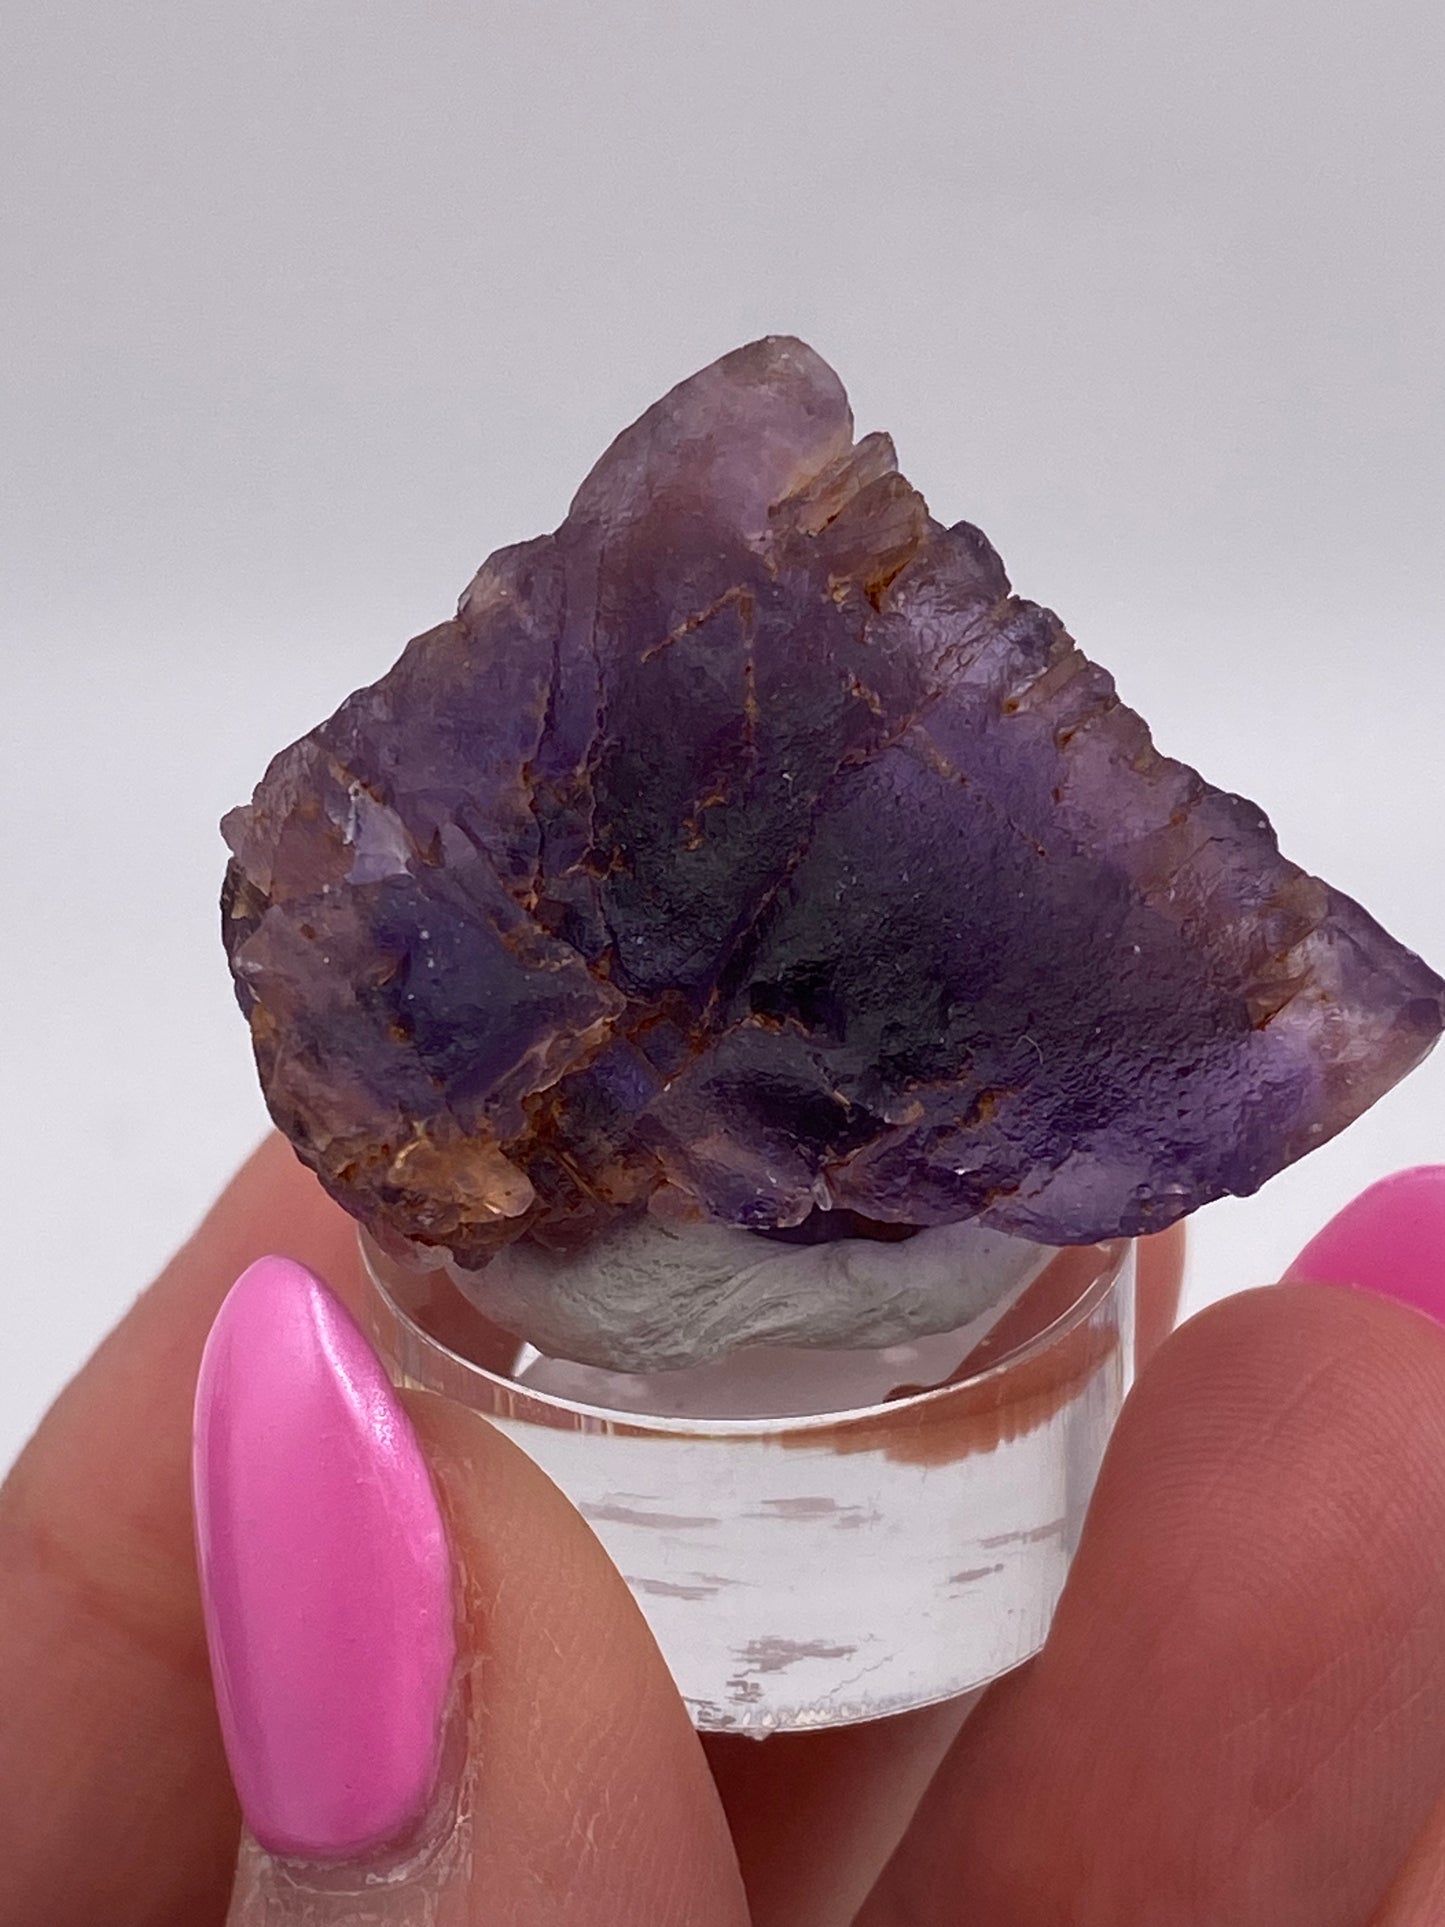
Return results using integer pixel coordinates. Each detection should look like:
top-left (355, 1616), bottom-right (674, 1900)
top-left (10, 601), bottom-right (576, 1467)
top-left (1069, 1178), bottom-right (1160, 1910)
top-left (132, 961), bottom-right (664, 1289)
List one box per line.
top-left (1286, 1166), bottom-right (1445, 1325)
top-left (193, 1256), bottom-right (455, 1861)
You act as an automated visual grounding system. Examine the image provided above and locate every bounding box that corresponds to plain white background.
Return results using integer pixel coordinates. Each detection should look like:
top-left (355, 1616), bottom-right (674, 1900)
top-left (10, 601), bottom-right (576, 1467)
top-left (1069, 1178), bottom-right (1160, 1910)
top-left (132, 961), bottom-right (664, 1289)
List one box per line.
top-left (3, 2), bottom-right (1443, 1475)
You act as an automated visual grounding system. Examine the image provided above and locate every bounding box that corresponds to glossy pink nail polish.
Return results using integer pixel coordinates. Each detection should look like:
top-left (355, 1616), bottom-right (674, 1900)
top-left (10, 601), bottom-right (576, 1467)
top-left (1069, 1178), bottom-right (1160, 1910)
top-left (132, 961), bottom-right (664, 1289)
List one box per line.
top-left (193, 1256), bottom-right (455, 1860)
top-left (1286, 1166), bottom-right (1445, 1325)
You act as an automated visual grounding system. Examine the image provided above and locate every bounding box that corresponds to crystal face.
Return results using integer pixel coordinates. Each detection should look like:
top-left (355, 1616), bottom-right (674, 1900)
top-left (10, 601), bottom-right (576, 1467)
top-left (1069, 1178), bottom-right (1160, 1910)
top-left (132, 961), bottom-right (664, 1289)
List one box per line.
top-left (222, 336), bottom-right (1445, 1278)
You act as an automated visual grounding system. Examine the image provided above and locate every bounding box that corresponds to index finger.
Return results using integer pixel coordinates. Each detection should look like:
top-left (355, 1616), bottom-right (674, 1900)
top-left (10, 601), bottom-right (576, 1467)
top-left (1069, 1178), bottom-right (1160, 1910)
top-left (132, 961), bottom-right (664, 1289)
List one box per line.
top-left (1, 1137), bottom-right (751, 1927)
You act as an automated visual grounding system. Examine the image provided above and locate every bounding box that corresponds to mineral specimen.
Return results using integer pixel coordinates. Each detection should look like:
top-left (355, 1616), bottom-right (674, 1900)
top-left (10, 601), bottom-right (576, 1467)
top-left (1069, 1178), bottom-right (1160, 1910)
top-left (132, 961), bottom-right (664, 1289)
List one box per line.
top-left (222, 337), bottom-right (1445, 1300)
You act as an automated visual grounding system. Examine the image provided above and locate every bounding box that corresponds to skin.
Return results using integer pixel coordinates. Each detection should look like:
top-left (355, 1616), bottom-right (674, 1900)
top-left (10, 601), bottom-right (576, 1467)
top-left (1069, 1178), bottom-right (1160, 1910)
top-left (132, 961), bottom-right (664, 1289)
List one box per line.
top-left (1, 1139), bottom-right (1443, 1924)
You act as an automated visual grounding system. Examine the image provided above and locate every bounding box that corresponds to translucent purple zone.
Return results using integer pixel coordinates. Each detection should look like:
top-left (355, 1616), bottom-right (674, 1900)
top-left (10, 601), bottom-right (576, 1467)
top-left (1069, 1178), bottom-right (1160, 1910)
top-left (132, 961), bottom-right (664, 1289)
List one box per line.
top-left (221, 336), bottom-right (1444, 1269)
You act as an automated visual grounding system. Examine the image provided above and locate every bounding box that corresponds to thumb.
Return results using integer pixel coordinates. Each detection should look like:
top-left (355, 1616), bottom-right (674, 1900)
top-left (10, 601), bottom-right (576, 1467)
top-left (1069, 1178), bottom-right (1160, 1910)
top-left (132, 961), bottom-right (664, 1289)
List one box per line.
top-left (195, 1257), bottom-right (746, 1927)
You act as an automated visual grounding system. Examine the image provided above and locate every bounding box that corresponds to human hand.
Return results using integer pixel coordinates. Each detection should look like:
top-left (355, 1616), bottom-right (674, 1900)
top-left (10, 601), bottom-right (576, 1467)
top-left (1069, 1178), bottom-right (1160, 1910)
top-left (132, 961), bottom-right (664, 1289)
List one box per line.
top-left (4, 1141), bottom-right (1445, 1926)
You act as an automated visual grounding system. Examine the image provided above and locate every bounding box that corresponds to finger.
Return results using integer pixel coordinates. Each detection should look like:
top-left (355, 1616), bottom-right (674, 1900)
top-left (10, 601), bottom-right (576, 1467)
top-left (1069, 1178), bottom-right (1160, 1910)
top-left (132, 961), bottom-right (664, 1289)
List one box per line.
top-left (858, 1279), bottom-right (1445, 1927)
top-left (706, 1221), bottom-right (1184, 1925)
top-left (703, 1699), bottom-right (975, 1927)
top-left (201, 1261), bottom-right (746, 1926)
top-left (0, 1134), bottom-right (364, 1927)
top-left (1298, 1168), bottom-right (1445, 1927)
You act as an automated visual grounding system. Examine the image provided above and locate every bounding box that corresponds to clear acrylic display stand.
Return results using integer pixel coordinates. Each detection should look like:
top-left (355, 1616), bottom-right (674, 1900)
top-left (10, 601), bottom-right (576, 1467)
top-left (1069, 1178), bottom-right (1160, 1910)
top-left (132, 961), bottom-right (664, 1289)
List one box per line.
top-left (362, 1235), bottom-right (1134, 1733)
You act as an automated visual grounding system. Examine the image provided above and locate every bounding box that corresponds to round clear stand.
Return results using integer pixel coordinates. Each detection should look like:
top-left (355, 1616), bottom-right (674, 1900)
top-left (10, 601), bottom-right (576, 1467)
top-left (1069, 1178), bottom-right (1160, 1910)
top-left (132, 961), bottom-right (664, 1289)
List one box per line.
top-left (361, 1235), bottom-right (1135, 1734)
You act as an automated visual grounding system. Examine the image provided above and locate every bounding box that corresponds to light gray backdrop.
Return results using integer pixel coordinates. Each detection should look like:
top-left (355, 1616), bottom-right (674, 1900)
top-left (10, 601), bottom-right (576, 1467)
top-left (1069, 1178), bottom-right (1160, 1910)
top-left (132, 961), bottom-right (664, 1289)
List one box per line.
top-left (4, 1), bottom-right (1443, 1472)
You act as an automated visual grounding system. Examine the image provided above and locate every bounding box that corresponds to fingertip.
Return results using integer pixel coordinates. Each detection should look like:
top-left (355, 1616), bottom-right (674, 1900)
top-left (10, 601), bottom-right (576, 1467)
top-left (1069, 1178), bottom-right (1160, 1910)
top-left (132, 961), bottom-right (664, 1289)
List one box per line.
top-left (861, 1273), bottom-right (1445, 1927)
top-left (1080, 1276), bottom-right (1445, 1607)
top-left (1286, 1165), bottom-right (1445, 1328)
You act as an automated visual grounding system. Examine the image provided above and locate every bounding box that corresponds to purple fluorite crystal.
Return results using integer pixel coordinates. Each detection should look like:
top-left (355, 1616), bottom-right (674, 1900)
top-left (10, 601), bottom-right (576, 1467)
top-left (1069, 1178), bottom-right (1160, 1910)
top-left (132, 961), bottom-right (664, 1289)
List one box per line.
top-left (222, 337), bottom-right (1445, 1271)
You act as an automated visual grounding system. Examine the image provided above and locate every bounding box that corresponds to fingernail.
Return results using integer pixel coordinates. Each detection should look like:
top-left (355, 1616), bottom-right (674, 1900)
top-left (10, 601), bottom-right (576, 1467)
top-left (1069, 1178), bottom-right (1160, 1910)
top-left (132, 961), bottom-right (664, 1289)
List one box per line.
top-left (193, 1256), bottom-right (455, 1861)
top-left (1285, 1166), bottom-right (1445, 1325)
